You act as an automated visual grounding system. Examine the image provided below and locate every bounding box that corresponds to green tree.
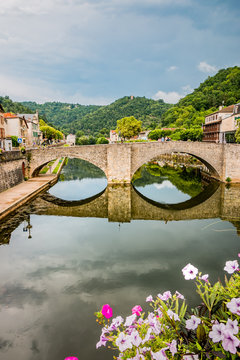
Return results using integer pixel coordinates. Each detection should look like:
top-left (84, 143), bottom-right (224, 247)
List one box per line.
top-left (235, 120), bottom-right (240, 143)
top-left (116, 116), bottom-right (142, 140)
top-left (96, 137), bottom-right (109, 144)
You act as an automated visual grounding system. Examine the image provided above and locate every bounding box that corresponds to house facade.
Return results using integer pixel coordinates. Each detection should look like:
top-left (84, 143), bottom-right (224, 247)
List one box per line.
top-left (110, 130), bottom-right (120, 143)
top-left (4, 113), bottom-right (29, 146)
top-left (202, 104), bottom-right (240, 143)
top-left (18, 112), bottom-right (41, 146)
top-left (66, 134), bottom-right (76, 145)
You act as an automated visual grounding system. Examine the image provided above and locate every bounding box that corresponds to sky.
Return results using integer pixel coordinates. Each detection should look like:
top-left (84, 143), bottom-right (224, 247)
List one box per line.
top-left (0, 0), bottom-right (239, 105)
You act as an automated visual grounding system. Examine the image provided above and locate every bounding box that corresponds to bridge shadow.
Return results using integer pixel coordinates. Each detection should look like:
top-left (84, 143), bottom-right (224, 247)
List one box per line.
top-left (132, 181), bottom-right (220, 211)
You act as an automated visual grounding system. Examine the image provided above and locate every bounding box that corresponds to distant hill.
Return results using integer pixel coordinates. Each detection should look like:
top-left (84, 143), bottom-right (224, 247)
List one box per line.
top-left (161, 66), bottom-right (240, 128)
top-left (21, 101), bottom-right (101, 133)
top-left (0, 96), bottom-right (33, 114)
top-left (22, 96), bottom-right (172, 136)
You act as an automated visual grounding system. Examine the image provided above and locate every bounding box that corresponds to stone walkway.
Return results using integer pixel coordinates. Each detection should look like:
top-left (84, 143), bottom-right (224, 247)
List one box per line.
top-left (0, 175), bottom-right (57, 221)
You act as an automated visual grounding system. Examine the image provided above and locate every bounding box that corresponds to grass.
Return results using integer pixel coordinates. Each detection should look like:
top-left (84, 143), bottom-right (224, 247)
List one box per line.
top-left (52, 157), bottom-right (64, 174)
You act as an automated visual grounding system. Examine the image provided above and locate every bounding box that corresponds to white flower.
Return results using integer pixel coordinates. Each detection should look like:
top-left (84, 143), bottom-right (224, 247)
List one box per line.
top-left (130, 330), bottom-right (142, 347)
top-left (226, 298), bottom-right (240, 316)
top-left (167, 309), bottom-right (180, 321)
top-left (182, 263), bottom-right (198, 280)
top-left (209, 323), bottom-right (226, 342)
top-left (226, 318), bottom-right (239, 335)
top-left (124, 314), bottom-right (136, 327)
top-left (224, 260), bottom-right (239, 274)
top-left (185, 315), bottom-right (201, 330)
top-left (115, 332), bottom-right (133, 352)
top-left (146, 295), bottom-right (153, 302)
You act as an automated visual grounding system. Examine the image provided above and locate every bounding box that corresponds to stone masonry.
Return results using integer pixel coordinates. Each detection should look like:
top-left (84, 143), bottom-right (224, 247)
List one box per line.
top-left (26, 142), bottom-right (240, 183)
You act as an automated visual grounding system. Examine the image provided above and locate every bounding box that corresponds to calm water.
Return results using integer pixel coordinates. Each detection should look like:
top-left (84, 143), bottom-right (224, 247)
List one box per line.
top-left (0, 159), bottom-right (239, 360)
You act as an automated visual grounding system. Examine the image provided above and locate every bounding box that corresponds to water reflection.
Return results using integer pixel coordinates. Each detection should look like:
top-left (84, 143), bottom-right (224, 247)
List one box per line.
top-left (0, 169), bottom-right (240, 360)
top-left (132, 162), bottom-right (206, 204)
top-left (49, 158), bottom-right (107, 200)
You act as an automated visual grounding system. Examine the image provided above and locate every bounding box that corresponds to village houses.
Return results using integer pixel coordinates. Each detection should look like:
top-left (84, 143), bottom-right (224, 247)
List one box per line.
top-left (202, 103), bottom-right (240, 143)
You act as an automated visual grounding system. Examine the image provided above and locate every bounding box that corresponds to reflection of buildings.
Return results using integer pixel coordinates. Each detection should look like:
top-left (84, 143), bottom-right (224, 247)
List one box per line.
top-left (1, 183), bottom-right (240, 246)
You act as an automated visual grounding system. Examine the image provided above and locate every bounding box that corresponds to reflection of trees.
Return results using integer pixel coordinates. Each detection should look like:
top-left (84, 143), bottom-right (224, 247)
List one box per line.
top-left (132, 163), bottom-right (204, 198)
top-left (59, 158), bottom-right (106, 181)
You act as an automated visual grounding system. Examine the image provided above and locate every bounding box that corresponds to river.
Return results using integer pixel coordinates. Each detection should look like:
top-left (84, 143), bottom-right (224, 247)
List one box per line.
top-left (0, 158), bottom-right (239, 360)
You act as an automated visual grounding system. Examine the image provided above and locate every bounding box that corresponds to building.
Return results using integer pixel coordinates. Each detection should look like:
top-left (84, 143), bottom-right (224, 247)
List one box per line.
top-left (202, 104), bottom-right (240, 143)
top-left (4, 113), bottom-right (29, 146)
top-left (18, 112), bottom-right (41, 146)
top-left (66, 134), bottom-right (76, 145)
top-left (110, 130), bottom-right (121, 143)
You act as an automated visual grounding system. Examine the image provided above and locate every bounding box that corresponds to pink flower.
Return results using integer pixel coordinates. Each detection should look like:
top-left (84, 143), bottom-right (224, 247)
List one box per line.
top-left (64, 357), bottom-right (79, 360)
top-left (182, 263), bottom-right (198, 280)
top-left (146, 295), bottom-right (153, 302)
top-left (222, 330), bottom-right (240, 354)
top-left (238, 253), bottom-right (240, 258)
top-left (185, 315), bottom-right (201, 330)
top-left (209, 323), bottom-right (226, 342)
top-left (132, 305), bottom-right (142, 316)
top-left (226, 319), bottom-right (239, 335)
top-left (158, 291), bottom-right (172, 301)
top-left (224, 260), bottom-right (239, 274)
top-left (199, 274), bottom-right (209, 282)
top-left (226, 298), bottom-right (240, 316)
top-left (175, 291), bottom-right (185, 299)
top-left (101, 304), bottom-right (113, 319)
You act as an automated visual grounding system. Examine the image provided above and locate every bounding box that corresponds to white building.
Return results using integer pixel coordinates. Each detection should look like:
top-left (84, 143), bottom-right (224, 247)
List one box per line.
top-left (66, 134), bottom-right (76, 145)
top-left (18, 112), bottom-right (41, 146)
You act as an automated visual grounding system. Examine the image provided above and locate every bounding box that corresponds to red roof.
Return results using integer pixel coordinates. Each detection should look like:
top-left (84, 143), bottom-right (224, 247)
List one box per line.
top-left (3, 113), bottom-right (17, 118)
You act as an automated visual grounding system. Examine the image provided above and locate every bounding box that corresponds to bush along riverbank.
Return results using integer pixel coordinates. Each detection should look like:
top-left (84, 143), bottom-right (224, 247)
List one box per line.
top-left (95, 256), bottom-right (240, 359)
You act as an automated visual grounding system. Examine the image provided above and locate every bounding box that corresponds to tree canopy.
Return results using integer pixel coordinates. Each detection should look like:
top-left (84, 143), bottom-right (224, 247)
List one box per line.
top-left (116, 116), bottom-right (142, 140)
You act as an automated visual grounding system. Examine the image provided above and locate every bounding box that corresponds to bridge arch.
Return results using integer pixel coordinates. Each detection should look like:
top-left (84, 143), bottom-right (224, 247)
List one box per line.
top-left (130, 142), bottom-right (223, 181)
top-left (29, 145), bottom-right (108, 179)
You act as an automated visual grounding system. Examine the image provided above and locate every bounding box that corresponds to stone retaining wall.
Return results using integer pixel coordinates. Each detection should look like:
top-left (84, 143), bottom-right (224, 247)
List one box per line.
top-left (0, 151), bottom-right (26, 192)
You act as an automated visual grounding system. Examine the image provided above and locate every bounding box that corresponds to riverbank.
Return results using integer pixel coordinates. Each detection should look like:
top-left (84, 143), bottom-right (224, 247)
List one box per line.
top-left (0, 157), bottom-right (65, 221)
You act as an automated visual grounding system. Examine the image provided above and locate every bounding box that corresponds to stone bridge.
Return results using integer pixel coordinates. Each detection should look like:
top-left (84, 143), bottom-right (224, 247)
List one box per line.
top-left (27, 142), bottom-right (240, 183)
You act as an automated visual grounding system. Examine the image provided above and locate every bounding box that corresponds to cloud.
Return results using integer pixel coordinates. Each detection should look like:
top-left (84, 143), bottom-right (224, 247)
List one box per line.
top-left (198, 61), bottom-right (217, 73)
top-left (167, 65), bottom-right (178, 71)
top-left (0, 74), bottom-right (113, 105)
top-left (153, 90), bottom-right (183, 104)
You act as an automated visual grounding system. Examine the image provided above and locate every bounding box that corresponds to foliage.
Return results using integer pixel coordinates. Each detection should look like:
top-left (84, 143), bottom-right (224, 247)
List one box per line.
top-left (76, 135), bottom-right (96, 145)
top-left (162, 66), bottom-right (240, 129)
top-left (148, 129), bottom-right (174, 140)
top-left (179, 128), bottom-right (203, 142)
top-left (235, 120), bottom-right (240, 143)
top-left (11, 136), bottom-right (19, 147)
top-left (22, 97), bottom-right (172, 135)
top-left (40, 123), bottom-right (63, 140)
top-left (116, 116), bottom-right (142, 140)
top-left (95, 256), bottom-right (240, 359)
top-left (132, 163), bottom-right (203, 198)
top-left (96, 137), bottom-right (109, 144)
top-left (0, 96), bottom-right (33, 114)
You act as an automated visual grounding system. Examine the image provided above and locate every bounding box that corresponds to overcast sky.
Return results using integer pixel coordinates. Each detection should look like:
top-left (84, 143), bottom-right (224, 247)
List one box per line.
top-left (0, 0), bottom-right (239, 105)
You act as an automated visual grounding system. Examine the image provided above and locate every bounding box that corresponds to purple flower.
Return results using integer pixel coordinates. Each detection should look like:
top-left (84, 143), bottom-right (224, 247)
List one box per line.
top-left (167, 309), bottom-right (180, 321)
top-left (175, 291), bottom-right (185, 299)
top-left (111, 316), bottom-right (124, 328)
top-left (96, 334), bottom-right (108, 348)
top-left (151, 348), bottom-right (168, 360)
top-left (130, 330), bottom-right (142, 347)
top-left (142, 328), bottom-right (152, 344)
top-left (209, 323), bottom-right (226, 342)
top-left (115, 332), bottom-right (133, 352)
top-left (158, 291), bottom-right (172, 301)
top-left (146, 295), bottom-right (153, 302)
top-left (169, 339), bottom-right (177, 356)
top-left (182, 263), bottom-right (198, 280)
top-left (185, 315), bottom-right (201, 330)
top-left (226, 298), bottom-right (240, 316)
top-left (64, 358), bottom-right (79, 360)
top-left (199, 274), bottom-right (209, 282)
top-left (224, 260), bottom-right (239, 274)
top-left (222, 330), bottom-right (240, 354)
top-left (226, 318), bottom-right (239, 335)
top-left (124, 313), bottom-right (136, 327)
